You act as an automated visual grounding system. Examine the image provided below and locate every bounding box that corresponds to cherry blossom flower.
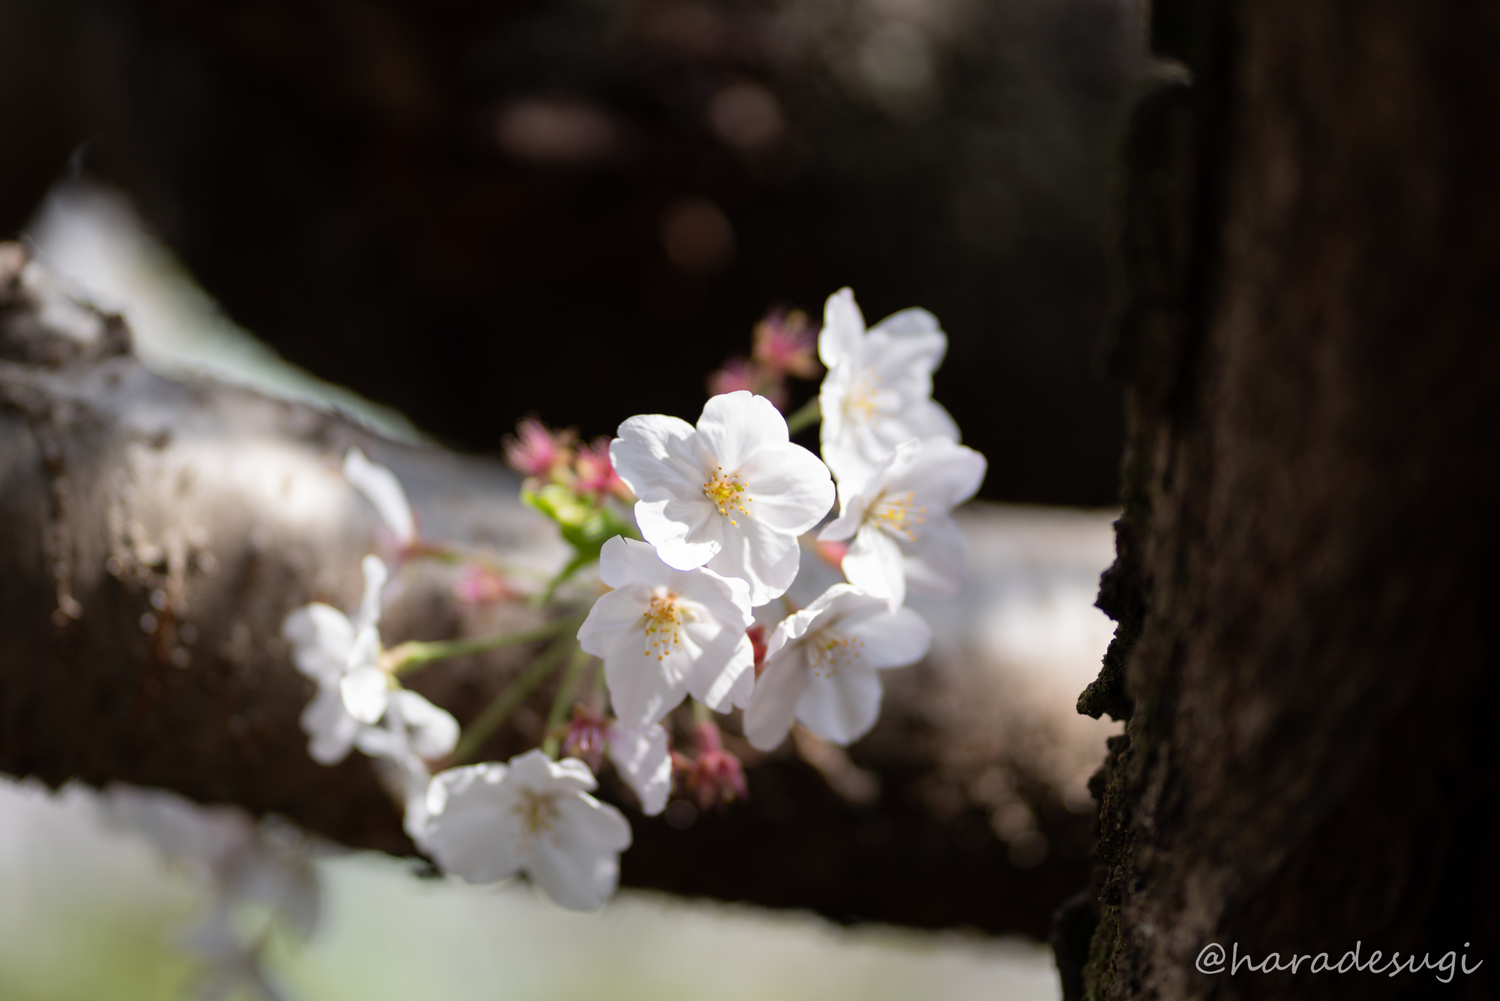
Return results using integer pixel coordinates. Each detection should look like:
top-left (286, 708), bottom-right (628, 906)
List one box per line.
top-left (423, 750), bottom-right (633, 911)
top-left (818, 436), bottom-right (987, 607)
top-left (503, 418), bottom-right (575, 479)
top-left (817, 288), bottom-right (960, 489)
top-left (560, 710), bottom-right (671, 815)
top-left (344, 448), bottom-right (416, 548)
top-left (744, 583), bottom-right (931, 751)
top-left (610, 390), bottom-right (835, 605)
top-left (672, 720), bottom-right (748, 810)
top-left (577, 536), bottom-right (755, 727)
top-left (282, 555), bottom-right (392, 763)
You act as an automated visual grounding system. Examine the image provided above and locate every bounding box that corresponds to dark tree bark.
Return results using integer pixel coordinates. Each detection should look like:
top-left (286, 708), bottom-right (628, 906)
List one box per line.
top-left (0, 242), bottom-right (1100, 938)
top-left (1067, 1), bottom-right (1500, 999)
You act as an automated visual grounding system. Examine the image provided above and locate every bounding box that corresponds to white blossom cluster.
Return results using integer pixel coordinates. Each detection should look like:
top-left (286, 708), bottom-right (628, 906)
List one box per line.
top-left (278, 288), bottom-right (984, 915)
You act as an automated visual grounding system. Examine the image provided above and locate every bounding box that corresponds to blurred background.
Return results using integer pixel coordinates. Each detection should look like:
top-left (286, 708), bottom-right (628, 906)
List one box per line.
top-left (0, 0), bottom-right (1146, 504)
top-left (0, 0), bottom-right (1147, 997)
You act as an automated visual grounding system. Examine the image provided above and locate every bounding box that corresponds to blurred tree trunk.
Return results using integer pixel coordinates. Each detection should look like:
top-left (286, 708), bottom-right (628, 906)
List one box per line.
top-left (1060, 1), bottom-right (1500, 998)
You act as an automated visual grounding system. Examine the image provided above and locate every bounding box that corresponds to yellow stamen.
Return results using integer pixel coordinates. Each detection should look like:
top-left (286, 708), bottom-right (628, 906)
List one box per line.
top-left (702, 466), bottom-right (751, 525)
top-left (843, 369), bottom-right (887, 421)
top-left (869, 491), bottom-right (926, 542)
top-left (512, 789), bottom-right (561, 850)
top-left (642, 591), bottom-right (685, 660)
top-left (807, 630), bottom-right (864, 678)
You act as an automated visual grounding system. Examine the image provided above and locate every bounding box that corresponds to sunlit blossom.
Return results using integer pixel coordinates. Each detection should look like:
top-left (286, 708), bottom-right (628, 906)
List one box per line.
top-left (611, 390), bottom-right (835, 605)
top-left (424, 750), bottom-right (633, 911)
top-left (577, 536), bottom-right (755, 727)
top-left (819, 436), bottom-right (986, 607)
top-left (744, 583), bottom-right (930, 750)
top-left (817, 288), bottom-right (959, 490)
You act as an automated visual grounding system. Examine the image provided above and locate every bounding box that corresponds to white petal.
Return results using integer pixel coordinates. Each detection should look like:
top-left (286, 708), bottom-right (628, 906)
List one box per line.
top-left (888, 398), bottom-right (960, 445)
top-left (425, 764), bottom-right (522, 884)
top-left (393, 689), bottom-right (460, 759)
top-left (606, 724), bottom-right (671, 816)
top-left (819, 492), bottom-right (865, 542)
top-left (843, 604), bottom-right (932, 669)
top-left (344, 448), bottom-right (416, 544)
top-left (683, 626), bottom-right (755, 712)
top-left (901, 515), bottom-right (967, 599)
top-left (604, 640), bottom-right (690, 729)
top-left (527, 794), bottom-right (631, 910)
top-left (537, 753), bottom-right (601, 795)
top-left (794, 665), bottom-right (884, 745)
top-left (356, 555), bottom-right (389, 633)
top-left (869, 306), bottom-right (940, 339)
top-left (577, 583), bottom-right (652, 658)
top-left (633, 500), bottom-right (721, 570)
top-left (283, 604), bottom-right (354, 684)
top-left (737, 443), bottom-right (835, 534)
top-left (706, 516), bottom-right (802, 606)
top-left (596, 537), bottom-right (677, 591)
top-left (897, 438), bottom-right (986, 510)
top-left (340, 667), bottom-right (390, 724)
top-left (695, 391), bottom-right (789, 472)
top-left (743, 643), bottom-right (811, 751)
top-left (300, 685), bottom-right (361, 765)
top-left (818, 287), bottom-right (866, 368)
top-left (841, 525), bottom-right (906, 607)
top-left (610, 415), bottom-right (700, 498)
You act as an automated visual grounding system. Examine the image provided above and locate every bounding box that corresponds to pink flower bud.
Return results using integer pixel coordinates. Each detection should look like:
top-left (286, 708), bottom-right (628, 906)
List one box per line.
top-left (560, 707), bottom-right (609, 772)
top-left (503, 418), bottom-right (576, 479)
top-left (752, 308), bottom-right (820, 379)
top-left (673, 720), bottom-right (748, 811)
top-left (454, 565), bottom-right (511, 604)
top-left (574, 436), bottom-right (631, 501)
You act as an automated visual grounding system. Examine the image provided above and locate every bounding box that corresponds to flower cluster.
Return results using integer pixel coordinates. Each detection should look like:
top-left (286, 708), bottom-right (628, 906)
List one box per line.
top-left (279, 287), bottom-right (984, 914)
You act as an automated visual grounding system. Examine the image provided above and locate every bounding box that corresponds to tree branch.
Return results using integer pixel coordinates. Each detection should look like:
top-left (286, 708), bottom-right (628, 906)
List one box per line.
top-left (0, 243), bottom-right (1113, 937)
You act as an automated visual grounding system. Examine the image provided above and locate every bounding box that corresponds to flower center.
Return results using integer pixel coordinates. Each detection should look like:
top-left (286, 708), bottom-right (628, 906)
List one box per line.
top-left (702, 466), bottom-right (750, 525)
top-left (642, 592), bottom-right (685, 660)
top-left (512, 789), bottom-right (560, 851)
top-left (843, 368), bottom-right (888, 421)
top-left (869, 491), bottom-right (926, 541)
top-left (806, 629), bottom-right (864, 678)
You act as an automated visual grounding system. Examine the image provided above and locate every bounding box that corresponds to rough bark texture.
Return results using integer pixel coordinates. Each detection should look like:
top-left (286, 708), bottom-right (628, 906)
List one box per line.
top-left (0, 242), bottom-right (1104, 938)
top-left (1070, 1), bottom-right (1500, 998)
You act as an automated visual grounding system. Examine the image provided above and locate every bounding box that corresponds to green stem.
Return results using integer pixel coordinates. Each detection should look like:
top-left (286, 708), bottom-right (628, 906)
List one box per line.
top-left (784, 396), bottom-right (821, 436)
top-left (449, 637), bottom-right (574, 765)
top-left (541, 647), bottom-right (595, 758)
top-left (387, 613), bottom-right (584, 675)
